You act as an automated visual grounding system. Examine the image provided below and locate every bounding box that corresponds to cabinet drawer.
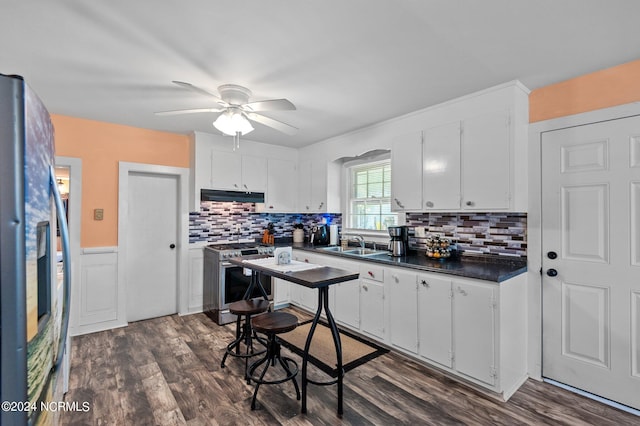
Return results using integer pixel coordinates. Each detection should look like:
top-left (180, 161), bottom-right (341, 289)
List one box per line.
top-left (360, 264), bottom-right (384, 282)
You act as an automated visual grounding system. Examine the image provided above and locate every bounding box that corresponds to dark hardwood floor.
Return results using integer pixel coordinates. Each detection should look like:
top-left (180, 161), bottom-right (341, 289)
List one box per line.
top-left (61, 310), bottom-right (638, 425)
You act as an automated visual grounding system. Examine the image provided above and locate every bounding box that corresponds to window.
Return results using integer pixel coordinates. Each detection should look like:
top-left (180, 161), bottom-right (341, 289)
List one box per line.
top-left (348, 160), bottom-right (397, 230)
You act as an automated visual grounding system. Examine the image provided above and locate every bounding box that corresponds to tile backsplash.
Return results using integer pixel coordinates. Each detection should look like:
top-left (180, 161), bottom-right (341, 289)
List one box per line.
top-left (189, 201), bottom-right (341, 243)
top-left (189, 203), bottom-right (527, 258)
top-left (406, 212), bottom-right (527, 257)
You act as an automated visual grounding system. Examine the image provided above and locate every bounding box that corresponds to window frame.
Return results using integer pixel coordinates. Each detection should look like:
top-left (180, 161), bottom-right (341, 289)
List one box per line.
top-left (343, 157), bottom-right (397, 234)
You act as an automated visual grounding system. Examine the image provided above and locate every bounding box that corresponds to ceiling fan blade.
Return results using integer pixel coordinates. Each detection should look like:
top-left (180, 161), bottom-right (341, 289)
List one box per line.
top-left (243, 98), bottom-right (296, 112)
top-left (155, 107), bottom-right (223, 116)
top-left (171, 81), bottom-right (227, 105)
top-left (245, 112), bottom-right (298, 135)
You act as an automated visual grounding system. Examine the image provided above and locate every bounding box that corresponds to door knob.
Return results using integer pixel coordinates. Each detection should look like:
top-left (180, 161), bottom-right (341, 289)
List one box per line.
top-left (546, 269), bottom-right (558, 277)
top-left (547, 251), bottom-right (558, 259)
top-left (169, 243), bottom-right (176, 249)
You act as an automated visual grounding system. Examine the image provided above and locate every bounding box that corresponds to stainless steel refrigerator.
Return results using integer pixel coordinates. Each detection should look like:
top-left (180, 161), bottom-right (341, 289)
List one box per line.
top-left (0, 74), bottom-right (71, 425)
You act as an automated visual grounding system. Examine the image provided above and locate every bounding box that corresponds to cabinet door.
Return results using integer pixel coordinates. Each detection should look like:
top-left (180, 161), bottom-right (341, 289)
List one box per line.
top-left (422, 121), bottom-right (461, 210)
top-left (462, 111), bottom-right (510, 210)
top-left (360, 279), bottom-right (384, 339)
top-left (273, 277), bottom-right (290, 308)
top-left (417, 274), bottom-right (452, 368)
top-left (334, 280), bottom-right (360, 328)
top-left (266, 158), bottom-right (296, 212)
top-left (387, 269), bottom-right (418, 353)
top-left (298, 159), bottom-right (312, 212)
top-left (211, 150), bottom-right (242, 190)
top-left (188, 248), bottom-right (204, 312)
top-left (391, 131), bottom-right (422, 211)
top-left (241, 155), bottom-right (267, 193)
top-left (453, 280), bottom-right (496, 385)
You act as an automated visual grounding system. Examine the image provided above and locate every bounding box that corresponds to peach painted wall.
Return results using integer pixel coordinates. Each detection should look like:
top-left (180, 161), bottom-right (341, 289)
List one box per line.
top-left (530, 59), bottom-right (640, 122)
top-left (52, 115), bottom-right (189, 248)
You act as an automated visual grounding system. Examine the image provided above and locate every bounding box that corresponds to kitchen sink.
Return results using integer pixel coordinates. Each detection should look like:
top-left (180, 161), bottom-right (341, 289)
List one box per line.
top-left (346, 248), bottom-right (388, 256)
top-left (318, 246), bottom-right (388, 257)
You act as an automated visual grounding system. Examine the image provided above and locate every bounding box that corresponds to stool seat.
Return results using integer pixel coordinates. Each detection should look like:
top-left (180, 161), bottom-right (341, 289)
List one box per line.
top-left (251, 312), bottom-right (298, 334)
top-left (229, 299), bottom-right (270, 316)
top-left (220, 299), bottom-right (270, 380)
top-left (248, 312), bottom-right (301, 410)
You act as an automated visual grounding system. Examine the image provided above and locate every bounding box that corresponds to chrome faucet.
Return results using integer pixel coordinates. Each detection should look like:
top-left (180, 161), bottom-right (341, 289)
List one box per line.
top-left (353, 235), bottom-right (366, 249)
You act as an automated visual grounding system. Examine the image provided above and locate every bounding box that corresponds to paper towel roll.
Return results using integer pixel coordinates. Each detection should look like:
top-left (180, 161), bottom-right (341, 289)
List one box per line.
top-left (329, 224), bottom-right (339, 245)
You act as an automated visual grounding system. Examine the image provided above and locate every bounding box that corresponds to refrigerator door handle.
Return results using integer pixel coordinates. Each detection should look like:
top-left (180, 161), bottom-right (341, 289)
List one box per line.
top-left (50, 166), bottom-right (71, 368)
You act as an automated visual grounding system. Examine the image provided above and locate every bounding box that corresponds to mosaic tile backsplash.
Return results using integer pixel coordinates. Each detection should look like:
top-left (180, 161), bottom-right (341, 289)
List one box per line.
top-left (190, 202), bottom-right (526, 257)
top-left (406, 212), bottom-right (527, 257)
top-left (189, 201), bottom-right (342, 243)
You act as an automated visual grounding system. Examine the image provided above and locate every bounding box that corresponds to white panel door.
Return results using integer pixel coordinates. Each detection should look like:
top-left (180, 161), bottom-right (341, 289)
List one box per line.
top-left (126, 172), bottom-right (178, 322)
top-left (542, 115), bottom-right (640, 410)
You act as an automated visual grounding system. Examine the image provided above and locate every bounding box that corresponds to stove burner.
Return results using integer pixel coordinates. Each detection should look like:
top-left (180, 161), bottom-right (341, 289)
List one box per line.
top-left (207, 242), bottom-right (267, 251)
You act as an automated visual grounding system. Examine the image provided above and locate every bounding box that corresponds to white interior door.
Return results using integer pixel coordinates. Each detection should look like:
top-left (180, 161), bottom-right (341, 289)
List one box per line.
top-left (126, 172), bottom-right (178, 322)
top-left (542, 115), bottom-right (640, 410)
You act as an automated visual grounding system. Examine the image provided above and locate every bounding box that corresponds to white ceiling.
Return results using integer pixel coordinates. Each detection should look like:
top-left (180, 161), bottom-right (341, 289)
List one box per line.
top-left (1, 1), bottom-right (639, 147)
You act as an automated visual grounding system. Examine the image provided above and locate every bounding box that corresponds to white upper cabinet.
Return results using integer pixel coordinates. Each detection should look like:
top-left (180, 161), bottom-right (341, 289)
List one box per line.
top-left (264, 158), bottom-right (296, 212)
top-left (210, 150), bottom-right (267, 193)
top-left (241, 154), bottom-right (267, 193)
top-left (210, 150), bottom-right (242, 190)
top-left (422, 121), bottom-right (462, 210)
top-left (298, 159), bottom-right (328, 213)
top-left (389, 81), bottom-right (528, 213)
top-left (461, 111), bottom-right (511, 210)
top-left (391, 130), bottom-right (423, 211)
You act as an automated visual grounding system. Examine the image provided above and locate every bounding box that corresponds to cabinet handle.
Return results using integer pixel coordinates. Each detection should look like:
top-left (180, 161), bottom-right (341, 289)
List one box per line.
top-left (305, 205), bottom-right (309, 210)
top-left (393, 275), bottom-right (399, 283)
top-left (269, 205), bottom-right (274, 209)
top-left (421, 279), bottom-right (429, 288)
top-left (362, 284), bottom-right (368, 291)
top-left (425, 201), bottom-right (434, 208)
top-left (368, 271), bottom-right (374, 278)
top-left (318, 202), bottom-right (324, 210)
top-left (465, 200), bottom-right (474, 207)
top-left (243, 184), bottom-right (248, 190)
top-left (457, 286), bottom-right (467, 296)
top-left (304, 258), bottom-right (309, 263)
top-left (394, 198), bottom-right (405, 209)
top-left (234, 183), bottom-right (239, 188)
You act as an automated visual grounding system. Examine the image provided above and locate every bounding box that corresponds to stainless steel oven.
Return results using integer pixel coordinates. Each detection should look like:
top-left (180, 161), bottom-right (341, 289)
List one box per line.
top-left (203, 243), bottom-right (275, 325)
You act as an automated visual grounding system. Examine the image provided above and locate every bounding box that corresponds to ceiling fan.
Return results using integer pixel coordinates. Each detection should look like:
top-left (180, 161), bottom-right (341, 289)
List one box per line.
top-left (156, 81), bottom-right (297, 148)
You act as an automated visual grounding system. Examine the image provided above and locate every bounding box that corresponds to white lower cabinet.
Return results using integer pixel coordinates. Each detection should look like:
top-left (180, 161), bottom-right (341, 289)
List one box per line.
top-left (387, 268), bottom-right (418, 353)
top-left (359, 278), bottom-right (384, 339)
top-left (187, 246), bottom-right (204, 313)
top-left (273, 277), bottom-right (290, 309)
top-left (453, 280), bottom-right (496, 386)
top-left (288, 250), bottom-right (526, 400)
top-left (417, 274), bottom-right (453, 368)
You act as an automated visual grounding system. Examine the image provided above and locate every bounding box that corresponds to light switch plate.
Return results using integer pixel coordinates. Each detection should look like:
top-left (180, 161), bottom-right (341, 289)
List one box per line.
top-left (94, 208), bottom-right (104, 221)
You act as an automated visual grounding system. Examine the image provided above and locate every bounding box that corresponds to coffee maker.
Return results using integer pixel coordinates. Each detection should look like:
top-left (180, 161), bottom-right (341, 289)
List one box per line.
top-left (388, 226), bottom-right (408, 257)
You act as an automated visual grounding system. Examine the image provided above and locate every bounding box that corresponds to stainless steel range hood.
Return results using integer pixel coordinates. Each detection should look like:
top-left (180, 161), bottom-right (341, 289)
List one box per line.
top-left (200, 189), bottom-right (265, 203)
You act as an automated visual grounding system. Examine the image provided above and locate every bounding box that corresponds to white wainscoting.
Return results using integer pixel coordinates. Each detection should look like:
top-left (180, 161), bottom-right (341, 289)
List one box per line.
top-left (71, 245), bottom-right (199, 336)
top-left (70, 247), bottom-right (124, 336)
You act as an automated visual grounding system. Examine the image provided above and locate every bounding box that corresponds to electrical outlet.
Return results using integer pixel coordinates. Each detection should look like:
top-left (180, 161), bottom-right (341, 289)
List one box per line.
top-left (94, 208), bottom-right (104, 221)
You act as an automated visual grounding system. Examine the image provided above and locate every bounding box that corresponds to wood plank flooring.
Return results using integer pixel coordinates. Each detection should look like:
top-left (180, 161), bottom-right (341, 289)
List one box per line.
top-left (61, 310), bottom-right (638, 425)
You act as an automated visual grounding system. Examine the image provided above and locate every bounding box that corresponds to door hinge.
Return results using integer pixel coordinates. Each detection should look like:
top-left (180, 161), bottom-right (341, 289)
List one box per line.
top-left (449, 350), bottom-right (455, 363)
top-left (449, 288), bottom-right (454, 299)
top-left (490, 296), bottom-right (497, 310)
top-left (490, 366), bottom-right (498, 379)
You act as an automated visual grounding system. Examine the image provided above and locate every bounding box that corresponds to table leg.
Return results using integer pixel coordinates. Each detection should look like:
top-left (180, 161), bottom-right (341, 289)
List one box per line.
top-left (301, 286), bottom-right (343, 417)
top-left (242, 271), bottom-right (270, 302)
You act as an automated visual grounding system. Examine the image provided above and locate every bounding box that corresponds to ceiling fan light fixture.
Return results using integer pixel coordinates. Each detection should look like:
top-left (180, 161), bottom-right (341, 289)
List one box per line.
top-left (213, 110), bottom-right (254, 136)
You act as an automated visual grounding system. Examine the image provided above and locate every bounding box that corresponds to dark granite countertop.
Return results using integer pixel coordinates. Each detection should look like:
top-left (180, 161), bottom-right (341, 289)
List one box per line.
top-left (290, 243), bottom-right (526, 283)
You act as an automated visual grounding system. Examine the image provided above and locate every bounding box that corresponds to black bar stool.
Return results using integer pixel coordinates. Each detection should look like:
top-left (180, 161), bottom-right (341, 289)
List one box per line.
top-left (248, 312), bottom-right (301, 410)
top-left (220, 299), bottom-right (270, 382)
